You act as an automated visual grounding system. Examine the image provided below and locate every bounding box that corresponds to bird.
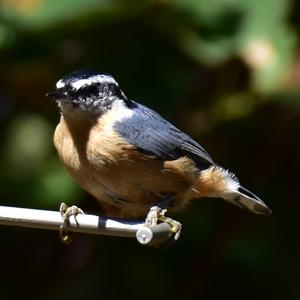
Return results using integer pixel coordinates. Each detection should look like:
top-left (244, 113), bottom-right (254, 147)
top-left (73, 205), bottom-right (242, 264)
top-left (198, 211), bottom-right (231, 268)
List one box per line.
top-left (47, 69), bottom-right (271, 221)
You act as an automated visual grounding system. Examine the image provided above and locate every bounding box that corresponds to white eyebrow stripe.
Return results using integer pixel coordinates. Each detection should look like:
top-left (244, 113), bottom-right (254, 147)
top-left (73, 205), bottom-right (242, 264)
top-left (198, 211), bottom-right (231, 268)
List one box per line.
top-left (56, 79), bottom-right (65, 89)
top-left (70, 75), bottom-right (118, 91)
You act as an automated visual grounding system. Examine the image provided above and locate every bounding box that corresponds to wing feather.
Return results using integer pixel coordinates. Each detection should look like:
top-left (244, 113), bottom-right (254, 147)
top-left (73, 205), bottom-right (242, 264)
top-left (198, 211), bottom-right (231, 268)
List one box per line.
top-left (114, 101), bottom-right (215, 168)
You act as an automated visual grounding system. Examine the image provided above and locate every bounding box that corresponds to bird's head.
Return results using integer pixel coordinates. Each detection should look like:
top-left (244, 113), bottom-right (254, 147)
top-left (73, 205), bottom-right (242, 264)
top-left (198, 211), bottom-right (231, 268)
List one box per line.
top-left (47, 69), bottom-right (128, 116)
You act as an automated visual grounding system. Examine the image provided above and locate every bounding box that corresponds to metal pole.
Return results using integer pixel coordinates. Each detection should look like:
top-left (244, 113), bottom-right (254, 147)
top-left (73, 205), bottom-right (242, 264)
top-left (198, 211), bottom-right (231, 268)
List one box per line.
top-left (0, 205), bottom-right (175, 245)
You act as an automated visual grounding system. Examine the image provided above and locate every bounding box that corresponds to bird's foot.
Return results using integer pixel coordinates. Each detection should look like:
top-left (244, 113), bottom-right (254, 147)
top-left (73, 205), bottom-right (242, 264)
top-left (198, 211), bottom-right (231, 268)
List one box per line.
top-left (144, 206), bottom-right (182, 242)
top-left (59, 202), bottom-right (84, 244)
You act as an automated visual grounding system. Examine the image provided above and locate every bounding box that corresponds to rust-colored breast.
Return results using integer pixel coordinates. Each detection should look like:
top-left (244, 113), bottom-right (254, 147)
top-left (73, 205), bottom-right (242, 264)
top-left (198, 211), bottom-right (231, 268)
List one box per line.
top-left (54, 110), bottom-right (202, 218)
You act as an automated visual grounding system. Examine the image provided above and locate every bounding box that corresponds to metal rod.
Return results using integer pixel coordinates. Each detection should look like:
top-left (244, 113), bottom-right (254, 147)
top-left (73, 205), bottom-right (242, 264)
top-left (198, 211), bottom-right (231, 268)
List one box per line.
top-left (0, 205), bottom-right (175, 245)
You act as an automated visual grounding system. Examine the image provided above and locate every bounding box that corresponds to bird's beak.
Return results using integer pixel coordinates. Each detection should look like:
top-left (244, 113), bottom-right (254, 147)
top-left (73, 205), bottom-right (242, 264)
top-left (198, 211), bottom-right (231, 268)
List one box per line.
top-left (46, 90), bottom-right (64, 101)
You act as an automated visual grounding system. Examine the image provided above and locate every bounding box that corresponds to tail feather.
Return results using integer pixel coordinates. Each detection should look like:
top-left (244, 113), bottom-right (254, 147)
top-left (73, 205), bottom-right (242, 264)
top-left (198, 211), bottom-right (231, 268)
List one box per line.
top-left (223, 185), bottom-right (271, 216)
top-left (198, 166), bottom-right (271, 215)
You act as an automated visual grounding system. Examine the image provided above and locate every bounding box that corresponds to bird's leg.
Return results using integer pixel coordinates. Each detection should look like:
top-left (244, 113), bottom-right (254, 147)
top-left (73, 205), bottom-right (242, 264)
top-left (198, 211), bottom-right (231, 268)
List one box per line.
top-left (155, 195), bottom-right (175, 210)
top-left (59, 202), bottom-right (84, 244)
top-left (144, 196), bottom-right (182, 241)
top-left (144, 194), bottom-right (174, 227)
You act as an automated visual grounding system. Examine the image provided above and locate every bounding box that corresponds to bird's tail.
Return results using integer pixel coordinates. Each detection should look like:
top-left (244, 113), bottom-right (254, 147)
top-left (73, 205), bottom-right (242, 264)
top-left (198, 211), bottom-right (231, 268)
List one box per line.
top-left (197, 166), bottom-right (271, 216)
top-left (222, 185), bottom-right (271, 216)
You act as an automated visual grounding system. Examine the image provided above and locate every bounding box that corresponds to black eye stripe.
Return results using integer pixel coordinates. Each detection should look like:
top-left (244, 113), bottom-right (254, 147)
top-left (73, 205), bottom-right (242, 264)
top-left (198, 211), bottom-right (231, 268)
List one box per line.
top-left (76, 84), bottom-right (99, 96)
top-left (74, 83), bottom-right (122, 98)
top-left (56, 80), bottom-right (127, 104)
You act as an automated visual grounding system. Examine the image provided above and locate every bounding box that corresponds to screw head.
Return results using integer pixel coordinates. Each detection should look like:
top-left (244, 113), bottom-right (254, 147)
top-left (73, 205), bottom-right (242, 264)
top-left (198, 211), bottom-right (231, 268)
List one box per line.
top-left (136, 227), bottom-right (153, 245)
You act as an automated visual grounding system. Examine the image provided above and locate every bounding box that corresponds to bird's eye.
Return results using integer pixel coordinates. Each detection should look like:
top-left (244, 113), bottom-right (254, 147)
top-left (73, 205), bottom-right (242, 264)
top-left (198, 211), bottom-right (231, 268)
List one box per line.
top-left (77, 84), bottom-right (99, 97)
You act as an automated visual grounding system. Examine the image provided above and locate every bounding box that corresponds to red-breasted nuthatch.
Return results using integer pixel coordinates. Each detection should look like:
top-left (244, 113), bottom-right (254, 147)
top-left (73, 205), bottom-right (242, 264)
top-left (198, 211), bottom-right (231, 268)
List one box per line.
top-left (47, 69), bottom-right (271, 220)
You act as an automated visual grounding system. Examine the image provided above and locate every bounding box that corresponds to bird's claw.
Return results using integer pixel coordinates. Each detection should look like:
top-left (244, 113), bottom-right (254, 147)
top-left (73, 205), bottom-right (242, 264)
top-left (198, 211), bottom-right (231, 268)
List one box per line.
top-left (59, 202), bottom-right (84, 244)
top-left (144, 206), bottom-right (166, 227)
top-left (144, 206), bottom-right (182, 242)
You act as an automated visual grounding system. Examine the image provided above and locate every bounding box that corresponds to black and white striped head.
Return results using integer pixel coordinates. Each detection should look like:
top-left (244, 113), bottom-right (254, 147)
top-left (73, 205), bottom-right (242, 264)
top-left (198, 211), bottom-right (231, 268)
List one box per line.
top-left (47, 70), bottom-right (128, 115)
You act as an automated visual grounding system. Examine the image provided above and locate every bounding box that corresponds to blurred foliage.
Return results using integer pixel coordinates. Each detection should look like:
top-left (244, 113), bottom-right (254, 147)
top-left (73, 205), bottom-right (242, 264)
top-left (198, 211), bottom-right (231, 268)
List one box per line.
top-left (0, 0), bottom-right (300, 299)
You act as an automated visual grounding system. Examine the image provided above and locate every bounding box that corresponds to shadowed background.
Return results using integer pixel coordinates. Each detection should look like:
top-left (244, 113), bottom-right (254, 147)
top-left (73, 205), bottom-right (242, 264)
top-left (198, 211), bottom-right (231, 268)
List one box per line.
top-left (0, 0), bottom-right (299, 299)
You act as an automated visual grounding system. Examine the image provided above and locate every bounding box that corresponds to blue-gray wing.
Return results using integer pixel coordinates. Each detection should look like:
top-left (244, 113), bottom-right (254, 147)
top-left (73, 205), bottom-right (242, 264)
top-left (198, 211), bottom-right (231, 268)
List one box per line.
top-left (114, 101), bottom-right (215, 169)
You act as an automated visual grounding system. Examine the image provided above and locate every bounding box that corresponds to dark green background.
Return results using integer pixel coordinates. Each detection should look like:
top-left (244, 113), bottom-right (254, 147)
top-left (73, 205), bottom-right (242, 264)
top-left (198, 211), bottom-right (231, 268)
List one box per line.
top-left (0, 0), bottom-right (299, 299)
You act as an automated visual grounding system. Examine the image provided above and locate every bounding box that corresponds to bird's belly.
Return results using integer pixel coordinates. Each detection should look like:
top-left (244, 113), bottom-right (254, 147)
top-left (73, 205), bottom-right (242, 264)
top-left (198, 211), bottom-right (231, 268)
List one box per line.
top-left (66, 155), bottom-right (200, 218)
top-left (65, 154), bottom-right (170, 216)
